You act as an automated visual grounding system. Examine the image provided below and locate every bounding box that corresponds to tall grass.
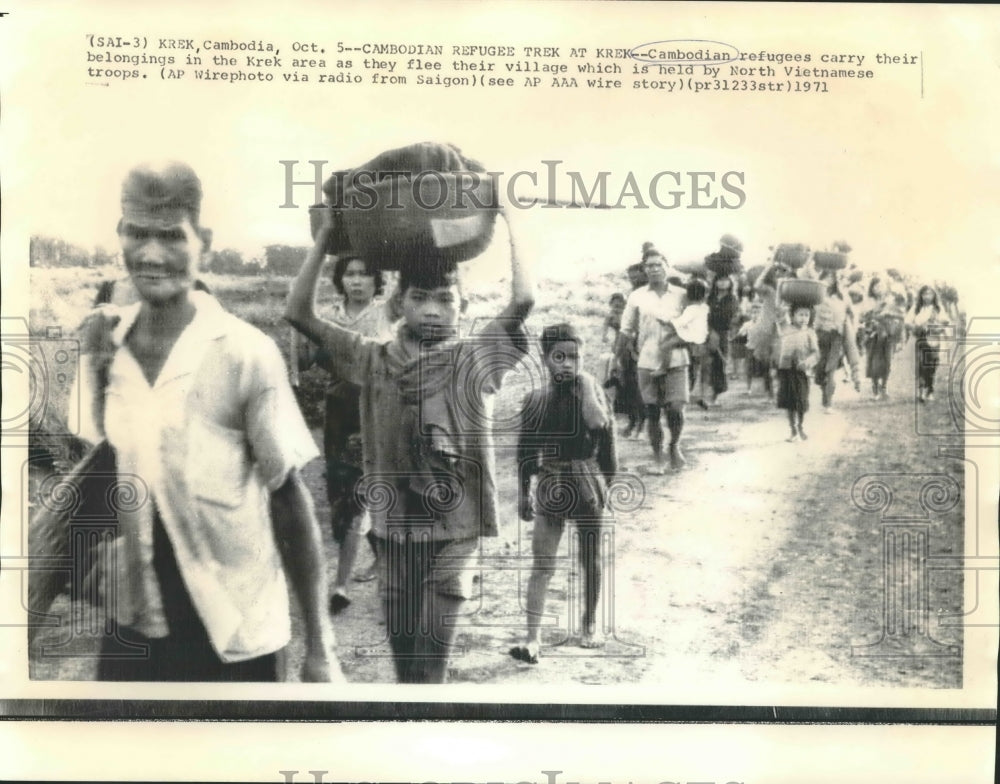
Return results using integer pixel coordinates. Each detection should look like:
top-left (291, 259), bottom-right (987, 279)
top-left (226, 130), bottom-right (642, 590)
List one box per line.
top-left (29, 266), bottom-right (631, 434)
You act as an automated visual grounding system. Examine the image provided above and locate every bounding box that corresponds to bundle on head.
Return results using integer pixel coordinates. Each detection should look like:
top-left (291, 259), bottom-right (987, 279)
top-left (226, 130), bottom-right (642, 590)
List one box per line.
top-left (773, 243), bottom-right (810, 269)
top-left (314, 142), bottom-right (497, 272)
top-left (704, 251), bottom-right (742, 277)
top-left (720, 233), bottom-right (744, 254)
top-left (813, 250), bottom-right (848, 270)
top-left (778, 278), bottom-right (825, 307)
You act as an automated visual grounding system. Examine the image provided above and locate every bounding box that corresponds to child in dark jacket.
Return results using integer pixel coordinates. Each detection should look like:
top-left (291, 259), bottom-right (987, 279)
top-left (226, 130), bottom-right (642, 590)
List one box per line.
top-left (510, 323), bottom-right (617, 664)
top-left (776, 304), bottom-right (820, 441)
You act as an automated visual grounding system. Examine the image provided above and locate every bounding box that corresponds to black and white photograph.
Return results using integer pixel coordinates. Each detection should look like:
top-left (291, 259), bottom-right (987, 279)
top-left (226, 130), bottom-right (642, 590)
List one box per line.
top-left (1, 1), bottom-right (997, 782)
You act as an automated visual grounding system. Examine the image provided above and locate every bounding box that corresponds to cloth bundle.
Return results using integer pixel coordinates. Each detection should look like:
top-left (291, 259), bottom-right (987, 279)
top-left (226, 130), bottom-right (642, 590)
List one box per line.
top-left (312, 142), bottom-right (497, 269)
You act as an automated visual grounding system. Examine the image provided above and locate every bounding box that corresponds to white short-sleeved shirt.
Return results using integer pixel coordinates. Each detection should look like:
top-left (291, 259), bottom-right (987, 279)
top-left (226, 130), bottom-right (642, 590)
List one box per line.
top-left (672, 302), bottom-right (710, 345)
top-left (621, 284), bottom-right (687, 370)
top-left (91, 291), bottom-right (319, 662)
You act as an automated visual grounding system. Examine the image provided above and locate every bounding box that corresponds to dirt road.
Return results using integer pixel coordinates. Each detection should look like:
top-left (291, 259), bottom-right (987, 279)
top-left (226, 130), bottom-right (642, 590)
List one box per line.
top-left (30, 341), bottom-right (963, 691)
top-left (295, 342), bottom-right (963, 690)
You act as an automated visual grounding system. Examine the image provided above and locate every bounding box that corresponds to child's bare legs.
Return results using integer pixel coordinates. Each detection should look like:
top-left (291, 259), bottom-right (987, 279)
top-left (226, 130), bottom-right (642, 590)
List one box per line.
top-left (786, 408), bottom-right (806, 441)
top-left (576, 521), bottom-right (605, 647)
top-left (646, 404), bottom-right (666, 471)
top-left (665, 402), bottom-right (686, 469)
top-left (331, 524), bottom-right (363, 612)
top-left (513, 515), bottom-right (564, 663)
top-left (354, 530), bottom-right (380, 582)
top-left (786, 409), bottom-right (799, 441)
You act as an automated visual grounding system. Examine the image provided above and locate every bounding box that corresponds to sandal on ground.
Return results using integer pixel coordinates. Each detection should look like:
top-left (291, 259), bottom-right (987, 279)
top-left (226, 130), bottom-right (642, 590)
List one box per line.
top-left (508, 644), bottom-right (540, 665)
top-left (329, 591), bottom-right (351, 614)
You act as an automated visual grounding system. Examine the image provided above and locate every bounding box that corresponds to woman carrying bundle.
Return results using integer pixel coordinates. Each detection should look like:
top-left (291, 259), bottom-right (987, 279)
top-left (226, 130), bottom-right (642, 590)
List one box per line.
top-left (906, 285), bottom-right (950, 402)
top-left (295, 252), bottom-right (397, 613)
top-left (704, 274), bottom-right (741, 405)
top-left (861, 277), bottom-right (905, 401)
top-left (810, 270), bottom-right (861, 412)
top-left (745, 262), bottom-right (790, 398)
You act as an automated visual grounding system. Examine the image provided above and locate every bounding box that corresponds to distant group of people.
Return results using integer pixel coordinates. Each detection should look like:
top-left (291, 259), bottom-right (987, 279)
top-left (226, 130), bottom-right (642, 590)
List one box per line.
top-left (601, 241), bottom-right (957, 449)
top-left (56, 152), bottom-right (959, 686)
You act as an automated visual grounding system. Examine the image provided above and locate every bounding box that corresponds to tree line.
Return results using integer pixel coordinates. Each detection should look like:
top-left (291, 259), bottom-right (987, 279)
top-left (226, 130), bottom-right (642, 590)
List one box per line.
top-left (29, 235), bottom-right (309, 276)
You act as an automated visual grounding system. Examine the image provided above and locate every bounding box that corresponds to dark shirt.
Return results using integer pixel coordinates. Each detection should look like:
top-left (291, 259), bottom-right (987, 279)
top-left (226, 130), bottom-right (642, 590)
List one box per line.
top-left (708, 291), bottom-right (740, 334)
top-left (517, 380), bottom-right (616, 495)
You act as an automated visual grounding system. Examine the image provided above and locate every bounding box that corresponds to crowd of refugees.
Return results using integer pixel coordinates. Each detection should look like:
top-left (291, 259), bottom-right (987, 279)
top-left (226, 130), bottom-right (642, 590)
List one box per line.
top-left (49, 147), bottom-right (960, 686)
top-left (601, 241), bottom-right (957, 448)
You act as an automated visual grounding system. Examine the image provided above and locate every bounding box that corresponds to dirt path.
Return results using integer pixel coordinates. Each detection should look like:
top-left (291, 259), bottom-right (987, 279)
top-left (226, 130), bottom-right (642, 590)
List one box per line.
top-left (31, 342), bottom-right (962, 690)
top-left (293, 341), bottom-right (962, 689)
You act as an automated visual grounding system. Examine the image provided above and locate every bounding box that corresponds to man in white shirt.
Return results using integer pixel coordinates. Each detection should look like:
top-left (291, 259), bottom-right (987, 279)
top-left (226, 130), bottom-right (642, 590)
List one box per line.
top-left (78, 161), bottom-right (341, 681)
top-left (617, 249), bottom-right (690, 474)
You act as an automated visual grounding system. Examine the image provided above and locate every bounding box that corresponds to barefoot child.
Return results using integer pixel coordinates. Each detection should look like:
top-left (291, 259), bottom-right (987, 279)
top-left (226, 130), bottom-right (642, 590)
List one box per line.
top-left (776, 304), bottom-right (820, 441)
top-left (511, 324), bottom-right (617, 664)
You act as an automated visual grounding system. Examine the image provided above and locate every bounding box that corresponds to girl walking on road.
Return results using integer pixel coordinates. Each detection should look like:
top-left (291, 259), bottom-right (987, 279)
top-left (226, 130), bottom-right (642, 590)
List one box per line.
top-left (907, 285), bottom-right (950, 402)
top-left (295, 253), bottom-right (396, 613)
top-left (812, 271), bottom-right (861, 412)
top-left (776, 304), bottom-right (819, 442)
top-left (861, 277), bottom-right (905, 401)
top-left (705, 274), bottom-right (740, 405)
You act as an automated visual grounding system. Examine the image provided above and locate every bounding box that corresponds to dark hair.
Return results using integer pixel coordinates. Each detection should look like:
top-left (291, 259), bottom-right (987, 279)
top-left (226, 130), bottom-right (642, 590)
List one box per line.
top-left (626, 262), bottom-right (648, 289)
top-left (398, 258), bottom-right (459, 293)
top-left (867, 276), bottom-right (884, 300)
top-left (790, 303), bottom-right (815, 323)
top-left (913, 285), bottom-right (940, 315)
top-left (642, 249), bottom-right (666, 264)
top-left (759, 263), bottom-right (787, 291)
top-left (609, 292), bottom-right (626, 306)
top-left (709, 275), bottom-right (735, 298)
top-left (820, 270), bottom-right (843, 300)
top-left (331, 254), bottom-right (384, 297)
top-left (540, 322), bottom-right (581, 357)
top-left (685, 278), bottom-right (708, 304)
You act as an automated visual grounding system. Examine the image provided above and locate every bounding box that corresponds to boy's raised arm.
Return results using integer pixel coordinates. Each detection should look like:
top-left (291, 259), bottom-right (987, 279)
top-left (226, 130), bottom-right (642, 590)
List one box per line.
top-left (284, 210), bottom-right (374, 386)
top-left (284, 211), bottom-right (331, 342)
top-left (497, 204), bottom-right (535, 325)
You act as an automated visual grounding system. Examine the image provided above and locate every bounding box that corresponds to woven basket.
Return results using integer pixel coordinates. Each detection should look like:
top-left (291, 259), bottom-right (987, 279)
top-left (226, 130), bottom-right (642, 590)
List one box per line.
top-left (774, 244), bottom-right (810, 269)
top-left (813, 251), bottom-right (848, 270)
top-left (778, 278), bottom-right (825, 307)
